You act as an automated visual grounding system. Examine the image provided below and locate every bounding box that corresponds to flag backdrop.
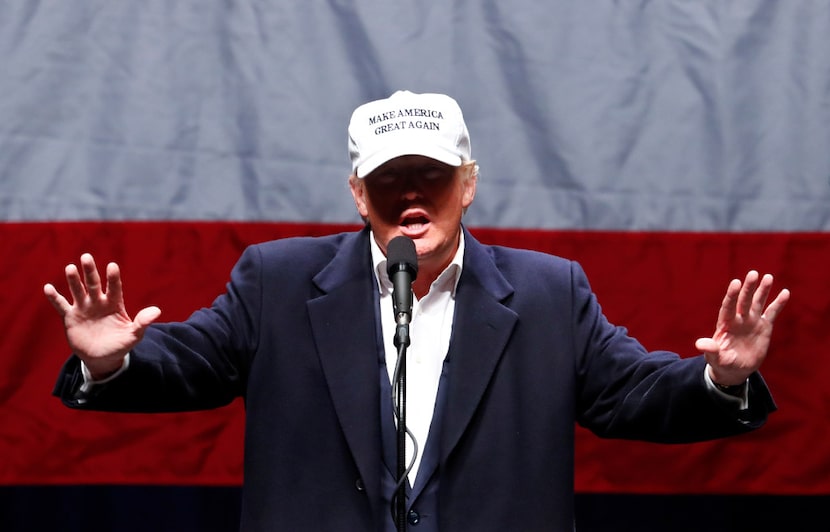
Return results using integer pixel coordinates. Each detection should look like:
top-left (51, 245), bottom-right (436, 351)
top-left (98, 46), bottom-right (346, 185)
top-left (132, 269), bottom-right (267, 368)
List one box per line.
top-left (1, 1), bottom-right (829, 531)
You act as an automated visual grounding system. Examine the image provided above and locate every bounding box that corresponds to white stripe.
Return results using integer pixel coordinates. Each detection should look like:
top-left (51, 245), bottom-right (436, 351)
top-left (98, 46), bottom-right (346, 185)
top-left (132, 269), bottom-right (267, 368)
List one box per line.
top-left (1, 1), bottom-right (828, 230)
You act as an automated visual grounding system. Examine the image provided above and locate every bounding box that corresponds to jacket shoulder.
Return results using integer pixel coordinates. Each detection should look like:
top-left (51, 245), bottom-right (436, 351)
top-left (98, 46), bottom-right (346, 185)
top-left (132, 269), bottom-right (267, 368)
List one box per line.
top-left (255, 230), bottom-right (358, 256)
top-left (484, 242), bottom-right (578, 283)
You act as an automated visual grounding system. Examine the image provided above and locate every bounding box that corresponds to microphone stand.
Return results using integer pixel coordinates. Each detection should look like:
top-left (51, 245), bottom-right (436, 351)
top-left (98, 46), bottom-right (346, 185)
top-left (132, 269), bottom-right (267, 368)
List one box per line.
top-left (393, 327), bottom-right (408, 532)
top-left (393, 317), bottom-right (410, 532)
top-left (386, 236), bottom-right (418, 532)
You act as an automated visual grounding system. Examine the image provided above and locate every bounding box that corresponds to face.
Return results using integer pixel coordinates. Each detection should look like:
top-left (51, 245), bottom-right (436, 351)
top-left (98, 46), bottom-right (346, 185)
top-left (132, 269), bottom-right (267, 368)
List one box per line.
top-left (350, 155), bottom-right (477, 274)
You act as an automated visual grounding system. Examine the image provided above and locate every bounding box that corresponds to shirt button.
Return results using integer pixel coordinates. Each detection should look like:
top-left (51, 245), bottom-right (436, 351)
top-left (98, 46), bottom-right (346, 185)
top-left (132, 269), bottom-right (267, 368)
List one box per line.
top-left (354, 478), bottom-right (364, 491)
top-left (408, 509), bottom-right (420, 525)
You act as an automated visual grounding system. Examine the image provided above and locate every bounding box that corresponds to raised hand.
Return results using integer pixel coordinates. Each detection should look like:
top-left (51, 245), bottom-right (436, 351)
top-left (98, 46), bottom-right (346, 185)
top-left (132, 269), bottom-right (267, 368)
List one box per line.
top-left (44, 253), bottom-right (161, 379)
top-left (695, 271), bottom-right (790, 386)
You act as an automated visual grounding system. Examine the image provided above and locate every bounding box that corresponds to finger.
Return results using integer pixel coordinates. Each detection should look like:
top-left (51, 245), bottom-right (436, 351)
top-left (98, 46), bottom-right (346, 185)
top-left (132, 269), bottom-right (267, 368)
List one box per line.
top-left (65, 263), bottom-right (87, 304)
top-left (750, 273), bottom-right (774, 317)
top-left (106, 262), bottom-right (124, 307)
top-left (736, 270), bottom-right (760, 318)
top-left (761, 288), bottom-right (791, 323)
top-left (695, 337), bottom-right (719, 355)
top-left (134, 306), bottom-right (162, 329)
top-left (716, 278), bottom-right (742, 328)
top-left (43, 283), bottom-right (72, 316)
top-left (81, 253), bottom-right (103, 296)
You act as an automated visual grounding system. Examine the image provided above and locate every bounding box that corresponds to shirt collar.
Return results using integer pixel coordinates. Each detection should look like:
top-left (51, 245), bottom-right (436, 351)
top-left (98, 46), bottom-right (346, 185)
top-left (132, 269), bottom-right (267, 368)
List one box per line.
top-left (370, 230), bottom-right (465, 297)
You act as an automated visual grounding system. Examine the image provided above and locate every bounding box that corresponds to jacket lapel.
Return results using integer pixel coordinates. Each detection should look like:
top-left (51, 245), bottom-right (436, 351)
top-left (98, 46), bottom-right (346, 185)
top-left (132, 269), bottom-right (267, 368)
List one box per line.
top-left (305, 227), bottom-right (518, 508)
top-left (306, 229), bottom-right (385, 512)
top-left (439, 228), bottom-right (518, 465)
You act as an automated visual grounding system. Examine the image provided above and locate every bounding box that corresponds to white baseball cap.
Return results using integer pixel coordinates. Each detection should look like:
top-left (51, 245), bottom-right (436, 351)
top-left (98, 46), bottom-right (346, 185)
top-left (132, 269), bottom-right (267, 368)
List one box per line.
top-left (348, 90), bottom-right (472, 178)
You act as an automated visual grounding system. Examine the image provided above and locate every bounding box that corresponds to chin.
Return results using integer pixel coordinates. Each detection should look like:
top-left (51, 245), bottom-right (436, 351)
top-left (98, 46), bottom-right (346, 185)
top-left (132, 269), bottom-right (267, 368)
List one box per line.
top-left (412, 240), bottom-right (432, 256)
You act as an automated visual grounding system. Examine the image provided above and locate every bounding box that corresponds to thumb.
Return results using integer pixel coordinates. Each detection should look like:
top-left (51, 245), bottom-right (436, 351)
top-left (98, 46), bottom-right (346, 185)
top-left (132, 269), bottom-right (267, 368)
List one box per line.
top-left (695, 337), bottom-right (719, 355)
top-left (134, 306), bottom-right (162, 329)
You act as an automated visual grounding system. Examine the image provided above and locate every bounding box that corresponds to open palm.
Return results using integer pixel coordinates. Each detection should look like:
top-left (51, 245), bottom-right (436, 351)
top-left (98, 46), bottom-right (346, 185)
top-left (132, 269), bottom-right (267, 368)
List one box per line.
top-left (44, 253), bottom-right (160, 379)
top-left (695, 271), bottom-right (790, 386)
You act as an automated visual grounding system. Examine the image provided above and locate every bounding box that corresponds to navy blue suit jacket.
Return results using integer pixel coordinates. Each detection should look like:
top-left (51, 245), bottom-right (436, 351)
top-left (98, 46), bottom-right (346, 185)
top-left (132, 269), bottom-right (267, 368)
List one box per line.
top-left (54, 226), bottom-right (775, 531)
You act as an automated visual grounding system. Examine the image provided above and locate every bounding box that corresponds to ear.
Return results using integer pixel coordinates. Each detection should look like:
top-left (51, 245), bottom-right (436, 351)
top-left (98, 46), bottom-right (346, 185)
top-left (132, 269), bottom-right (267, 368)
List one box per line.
top-left (461, 170), bottom-right (477, 209)
top-left (349, 176), bottom-right (369, 218)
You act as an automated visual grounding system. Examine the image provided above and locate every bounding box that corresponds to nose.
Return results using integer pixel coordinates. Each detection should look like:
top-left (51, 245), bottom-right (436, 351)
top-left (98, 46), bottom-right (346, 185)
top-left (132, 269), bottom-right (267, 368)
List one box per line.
top-left (399, 174), bottom-right (423, 199)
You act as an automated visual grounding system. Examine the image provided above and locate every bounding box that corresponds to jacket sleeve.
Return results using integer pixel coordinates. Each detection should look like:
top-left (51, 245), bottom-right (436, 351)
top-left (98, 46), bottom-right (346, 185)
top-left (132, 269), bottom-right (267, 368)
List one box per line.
top-left (570, 260), bottom-right (776, 443)
top-left (53, 245), bottom-right (265, 413)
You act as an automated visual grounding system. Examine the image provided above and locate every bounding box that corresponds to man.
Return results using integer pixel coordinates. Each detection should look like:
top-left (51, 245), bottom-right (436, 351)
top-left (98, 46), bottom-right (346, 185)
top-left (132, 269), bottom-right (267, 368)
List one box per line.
top-left (45, 90), bottom-right (790, 531)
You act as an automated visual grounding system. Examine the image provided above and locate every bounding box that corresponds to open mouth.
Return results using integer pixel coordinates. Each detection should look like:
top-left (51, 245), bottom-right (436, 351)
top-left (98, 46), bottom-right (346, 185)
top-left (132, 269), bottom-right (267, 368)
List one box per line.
top-left (399, 213), bottom-right (430, 235)
top-left (401, 215), bottom-right (429, 228)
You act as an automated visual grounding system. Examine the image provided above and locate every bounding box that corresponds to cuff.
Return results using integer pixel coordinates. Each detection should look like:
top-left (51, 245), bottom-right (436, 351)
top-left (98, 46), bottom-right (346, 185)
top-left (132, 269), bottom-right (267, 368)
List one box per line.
top-left (704, 364), bottom-right (749, 410)
top-left (80, 354), bottom-right (131, 394)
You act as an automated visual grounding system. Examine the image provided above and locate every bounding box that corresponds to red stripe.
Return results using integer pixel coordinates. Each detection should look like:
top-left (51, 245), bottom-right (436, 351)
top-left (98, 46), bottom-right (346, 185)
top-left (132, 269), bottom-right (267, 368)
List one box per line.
top-left (1, 222), bottom-right (827, 493)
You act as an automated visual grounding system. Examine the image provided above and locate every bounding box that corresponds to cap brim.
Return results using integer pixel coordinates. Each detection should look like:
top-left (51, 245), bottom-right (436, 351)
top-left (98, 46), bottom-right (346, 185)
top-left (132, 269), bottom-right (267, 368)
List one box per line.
top-left (356, 144), bottom-right (463, 178)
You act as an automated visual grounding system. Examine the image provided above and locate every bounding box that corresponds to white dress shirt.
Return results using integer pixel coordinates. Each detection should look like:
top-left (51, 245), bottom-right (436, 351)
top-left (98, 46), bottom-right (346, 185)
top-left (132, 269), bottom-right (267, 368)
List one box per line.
top-left (370, 231), bottom-right (464, 484)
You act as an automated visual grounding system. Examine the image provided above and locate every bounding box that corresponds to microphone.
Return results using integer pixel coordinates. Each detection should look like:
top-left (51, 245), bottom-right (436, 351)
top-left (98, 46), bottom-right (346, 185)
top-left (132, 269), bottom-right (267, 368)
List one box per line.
top-left (386, 236), bottom-right (418, 347)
